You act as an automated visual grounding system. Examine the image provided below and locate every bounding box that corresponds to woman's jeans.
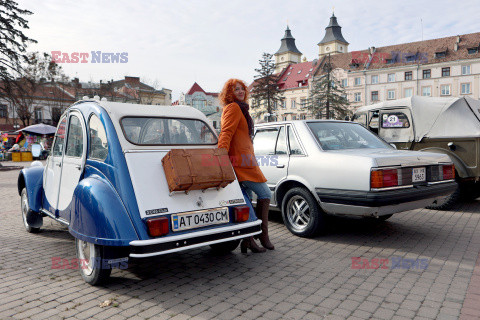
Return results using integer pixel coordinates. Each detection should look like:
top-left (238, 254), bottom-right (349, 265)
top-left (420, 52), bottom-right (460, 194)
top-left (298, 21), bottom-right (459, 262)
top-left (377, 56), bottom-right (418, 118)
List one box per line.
top-left (240, 181), bottom-right (271, 201)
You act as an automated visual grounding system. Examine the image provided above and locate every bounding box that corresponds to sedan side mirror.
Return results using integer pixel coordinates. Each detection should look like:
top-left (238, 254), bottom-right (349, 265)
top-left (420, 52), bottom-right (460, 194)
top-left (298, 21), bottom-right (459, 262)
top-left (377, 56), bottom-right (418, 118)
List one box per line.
top-left (390, 143), bottom-right (397, 149)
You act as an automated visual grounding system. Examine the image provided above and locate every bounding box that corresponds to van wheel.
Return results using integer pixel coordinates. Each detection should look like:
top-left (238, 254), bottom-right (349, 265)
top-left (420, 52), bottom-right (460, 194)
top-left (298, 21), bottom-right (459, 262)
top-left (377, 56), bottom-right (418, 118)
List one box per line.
top-left (76, 238), bottom-right (111, 285)
top-left (21, 188), bottom-right (42, 233)
top-left (426, 183), bottom-right (461, 210)
top-left (282, 187), bottom-right (325, 238)
top-left (210, 240), bottom-right (240, 254)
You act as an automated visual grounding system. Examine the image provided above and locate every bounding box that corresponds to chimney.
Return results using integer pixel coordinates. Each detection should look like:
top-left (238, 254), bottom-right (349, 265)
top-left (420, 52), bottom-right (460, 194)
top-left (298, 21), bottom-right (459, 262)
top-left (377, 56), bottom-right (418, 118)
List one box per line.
top-left (456, 35), bottom-right (461, 43)
top-left (454, 43), bottom-right (458, 52)
top-left (369, 46), bottom-right (376, 54)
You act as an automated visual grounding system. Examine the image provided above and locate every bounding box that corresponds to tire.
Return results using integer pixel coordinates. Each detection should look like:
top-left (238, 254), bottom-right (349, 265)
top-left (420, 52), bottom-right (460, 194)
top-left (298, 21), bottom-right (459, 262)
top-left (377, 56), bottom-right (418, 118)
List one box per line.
top-left (281, 187), bottom-right (325, 238)
top-left (75, 238), bottom-right (112, 285)
top-left (378, 214), bottom-right (393, 221)
top-left (210, 240), bottom-right (240, 254)
top-left (21, 188), bottom-right (42, 233)
top-left (426, 183), bottom-right (461, 210)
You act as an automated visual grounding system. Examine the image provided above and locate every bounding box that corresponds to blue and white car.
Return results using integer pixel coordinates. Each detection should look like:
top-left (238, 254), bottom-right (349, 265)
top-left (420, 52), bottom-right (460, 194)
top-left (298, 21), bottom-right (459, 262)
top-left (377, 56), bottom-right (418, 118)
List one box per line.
top-left (18, 99), bottom-right (261, 285)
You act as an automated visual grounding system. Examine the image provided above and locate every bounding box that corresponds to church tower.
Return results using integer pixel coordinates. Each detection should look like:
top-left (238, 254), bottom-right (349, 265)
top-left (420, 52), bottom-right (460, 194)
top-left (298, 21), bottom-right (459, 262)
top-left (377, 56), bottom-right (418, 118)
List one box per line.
top-left (274, 26), bottom-right (302, 74)
top-left (318, 13), bottom-right (349, 58)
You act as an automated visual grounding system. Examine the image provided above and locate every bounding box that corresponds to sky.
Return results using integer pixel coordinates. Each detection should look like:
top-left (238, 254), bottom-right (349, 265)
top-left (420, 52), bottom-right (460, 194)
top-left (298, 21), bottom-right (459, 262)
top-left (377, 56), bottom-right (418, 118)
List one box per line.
top-left (18, 0), bottom-right (480, 101)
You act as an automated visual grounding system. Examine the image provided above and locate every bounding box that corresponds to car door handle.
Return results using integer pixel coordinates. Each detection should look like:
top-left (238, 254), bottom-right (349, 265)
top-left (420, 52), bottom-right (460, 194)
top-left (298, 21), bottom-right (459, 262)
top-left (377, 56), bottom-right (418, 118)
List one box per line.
top-left (276, 164), bottom-right (285, 168)
top-left (55, 163), bottom-right (62, 167)
top-left (75, 165), bottom-right (82, 170)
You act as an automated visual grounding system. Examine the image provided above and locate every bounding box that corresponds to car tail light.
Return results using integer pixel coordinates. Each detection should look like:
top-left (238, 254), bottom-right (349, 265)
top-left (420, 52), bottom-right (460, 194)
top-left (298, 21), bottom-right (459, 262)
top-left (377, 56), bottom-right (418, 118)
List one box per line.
top-left (442, 164), bottom-right (455, 180)
top-left (147, 217), bottom-right (169, 237)
top-left (234, 206), bottom-right (249, 222)
top-left (371, 169), bottom-right (398, 188)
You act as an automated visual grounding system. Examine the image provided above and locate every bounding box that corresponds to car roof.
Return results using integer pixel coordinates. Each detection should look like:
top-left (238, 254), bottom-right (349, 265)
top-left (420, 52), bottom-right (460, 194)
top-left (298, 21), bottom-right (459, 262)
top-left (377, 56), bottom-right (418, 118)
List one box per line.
top-left (255, 119), bottom-right (354, 127)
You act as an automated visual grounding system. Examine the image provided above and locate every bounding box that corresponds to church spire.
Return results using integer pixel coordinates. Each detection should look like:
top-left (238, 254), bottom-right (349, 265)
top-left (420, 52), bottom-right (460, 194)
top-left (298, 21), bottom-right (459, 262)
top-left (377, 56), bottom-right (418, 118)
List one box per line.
top-left (274, 25), bottom-right (303, 73)
top-left (318, 13), bottom-right (349, 58)
top-left (276, 26), bottom-right (302, 55)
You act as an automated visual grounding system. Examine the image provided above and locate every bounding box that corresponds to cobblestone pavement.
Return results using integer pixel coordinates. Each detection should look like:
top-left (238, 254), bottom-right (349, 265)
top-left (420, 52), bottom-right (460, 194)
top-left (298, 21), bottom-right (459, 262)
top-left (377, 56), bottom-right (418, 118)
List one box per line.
top-left (1, 163), bottom-right (480, 320)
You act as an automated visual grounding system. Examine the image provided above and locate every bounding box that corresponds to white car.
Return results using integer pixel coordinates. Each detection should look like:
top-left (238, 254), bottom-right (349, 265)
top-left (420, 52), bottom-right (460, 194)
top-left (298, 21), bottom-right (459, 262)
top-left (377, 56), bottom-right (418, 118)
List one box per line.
top-left (253, 120), bottom-right (457, 237)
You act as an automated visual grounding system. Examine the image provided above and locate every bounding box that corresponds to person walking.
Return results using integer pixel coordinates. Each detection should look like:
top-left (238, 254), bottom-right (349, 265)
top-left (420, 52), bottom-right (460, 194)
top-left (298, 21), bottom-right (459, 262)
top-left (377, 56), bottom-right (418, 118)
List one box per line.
top-left (217, 79), bottom-right (274, 253)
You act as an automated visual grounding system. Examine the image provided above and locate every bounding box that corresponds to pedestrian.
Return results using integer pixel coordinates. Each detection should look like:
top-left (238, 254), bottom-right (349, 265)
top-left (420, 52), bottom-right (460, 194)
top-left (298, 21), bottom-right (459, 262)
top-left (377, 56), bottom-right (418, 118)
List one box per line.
top-left (217, 78), bottom-right (274, 253)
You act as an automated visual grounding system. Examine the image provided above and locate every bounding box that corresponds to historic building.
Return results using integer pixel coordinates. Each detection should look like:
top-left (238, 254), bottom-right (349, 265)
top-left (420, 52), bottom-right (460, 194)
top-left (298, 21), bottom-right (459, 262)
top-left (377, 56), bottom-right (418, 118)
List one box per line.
top-left (252, 13), bottom-right (480, 121)
top-left (178, 82), bottom-right (222, 130)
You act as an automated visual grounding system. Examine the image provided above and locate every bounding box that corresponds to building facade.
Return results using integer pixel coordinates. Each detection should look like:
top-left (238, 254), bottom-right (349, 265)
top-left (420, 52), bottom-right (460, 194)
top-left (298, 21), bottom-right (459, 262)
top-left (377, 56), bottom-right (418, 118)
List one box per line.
top-left (178, 82), bottom-right (222, 130)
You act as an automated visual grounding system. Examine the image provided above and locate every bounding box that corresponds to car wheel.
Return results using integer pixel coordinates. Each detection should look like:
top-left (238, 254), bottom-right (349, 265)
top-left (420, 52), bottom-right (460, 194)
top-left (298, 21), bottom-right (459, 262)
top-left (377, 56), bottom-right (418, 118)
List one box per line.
top-left (282, 187), bottom-right (325, 238)
top-left (426, 183), bottom-right (461, 210)
top-left (378, 214), bottom-right (393, 221)
top-left (21, 188), bottom-right (42, 233)
top-left (75, 238), bottom-right (112, 285)
top-left (210, 240), bottom-right (240, 254)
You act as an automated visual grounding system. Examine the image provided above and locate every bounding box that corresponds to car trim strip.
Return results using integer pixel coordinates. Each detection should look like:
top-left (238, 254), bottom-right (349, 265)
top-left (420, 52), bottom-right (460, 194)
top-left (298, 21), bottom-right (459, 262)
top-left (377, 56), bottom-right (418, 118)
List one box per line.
top-left (129, 224), bottom-right (261, 256)
top-left (40, 208), bottom-right (70, 226)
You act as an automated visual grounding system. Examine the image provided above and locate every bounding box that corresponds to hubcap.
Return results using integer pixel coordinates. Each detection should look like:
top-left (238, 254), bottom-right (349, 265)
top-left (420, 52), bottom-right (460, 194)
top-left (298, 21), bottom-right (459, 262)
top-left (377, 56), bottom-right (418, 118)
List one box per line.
top-left (77, 240), bottom-right (96, 276)
top-left (286, 195), bottom-right (311, 231)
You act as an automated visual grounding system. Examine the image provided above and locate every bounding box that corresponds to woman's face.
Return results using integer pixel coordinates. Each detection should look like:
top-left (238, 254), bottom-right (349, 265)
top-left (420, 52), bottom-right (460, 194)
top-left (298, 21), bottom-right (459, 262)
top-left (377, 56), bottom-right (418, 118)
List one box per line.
top-left (233, 83), bottom-right (246, 101)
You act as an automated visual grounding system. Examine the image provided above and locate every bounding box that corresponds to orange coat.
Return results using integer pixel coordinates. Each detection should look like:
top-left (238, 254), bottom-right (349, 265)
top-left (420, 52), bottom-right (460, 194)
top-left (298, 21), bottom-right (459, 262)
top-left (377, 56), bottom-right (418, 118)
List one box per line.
top-left (217, 102), bottom-right (266, 183)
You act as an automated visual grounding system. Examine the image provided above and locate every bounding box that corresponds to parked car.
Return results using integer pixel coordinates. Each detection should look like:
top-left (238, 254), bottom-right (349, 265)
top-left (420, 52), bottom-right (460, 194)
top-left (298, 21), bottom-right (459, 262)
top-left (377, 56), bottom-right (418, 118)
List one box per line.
top-left (253, 120), bottom-right (456, 237)
top-left (18, 99), bottom-right (261, 285)
top-left (353, 96), bottom-right (480, 209)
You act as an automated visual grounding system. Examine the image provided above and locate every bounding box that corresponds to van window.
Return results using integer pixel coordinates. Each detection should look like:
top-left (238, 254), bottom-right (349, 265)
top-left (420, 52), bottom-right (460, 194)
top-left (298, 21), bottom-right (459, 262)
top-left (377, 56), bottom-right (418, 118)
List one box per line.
top-left (352, 113), bottom-right (367, 127)
top-left (381, 112), bottom-right (410, 128)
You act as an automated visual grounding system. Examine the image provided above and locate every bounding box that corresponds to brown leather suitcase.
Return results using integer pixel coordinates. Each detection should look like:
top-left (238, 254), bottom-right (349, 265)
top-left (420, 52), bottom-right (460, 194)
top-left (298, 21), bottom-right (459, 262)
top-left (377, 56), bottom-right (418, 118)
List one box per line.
top-left (162, 148), bottom-right (236, 193)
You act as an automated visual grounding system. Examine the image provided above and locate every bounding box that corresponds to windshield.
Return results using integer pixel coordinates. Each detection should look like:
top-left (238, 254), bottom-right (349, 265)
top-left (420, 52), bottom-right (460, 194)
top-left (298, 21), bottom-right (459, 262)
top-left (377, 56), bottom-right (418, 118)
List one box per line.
top-left (121, 117), bottom-right (217, 145)
top-left (307, 122), bottom-right (391, 150)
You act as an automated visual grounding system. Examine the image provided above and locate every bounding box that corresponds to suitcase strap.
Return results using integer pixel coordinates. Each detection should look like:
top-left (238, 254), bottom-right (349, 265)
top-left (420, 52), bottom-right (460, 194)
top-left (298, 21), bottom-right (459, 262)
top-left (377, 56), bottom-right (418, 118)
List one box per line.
top-left (214, 149), bottom-right (227, 189)
top-left (182, 151), bottom-right (197, 194)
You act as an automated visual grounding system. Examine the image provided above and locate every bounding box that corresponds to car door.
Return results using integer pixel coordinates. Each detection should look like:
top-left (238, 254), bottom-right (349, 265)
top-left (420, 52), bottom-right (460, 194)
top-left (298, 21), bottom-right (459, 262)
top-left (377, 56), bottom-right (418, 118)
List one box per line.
top-left (253, 125), bottom-right (289, 197)
top-left (43, 115), bottom-right (67, 213)
top-left (57, 111), bottom-right (87, 218)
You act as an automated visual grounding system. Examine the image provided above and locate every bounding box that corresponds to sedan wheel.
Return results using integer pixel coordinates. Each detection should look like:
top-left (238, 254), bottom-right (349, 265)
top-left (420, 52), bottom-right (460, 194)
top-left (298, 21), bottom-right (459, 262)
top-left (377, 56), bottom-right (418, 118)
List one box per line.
top-left (282, 187), bottom-right (325, 238)
top-left (21, 188), bottom-right (42, 233)
top-left (75, 238), bottom-right (111, 285)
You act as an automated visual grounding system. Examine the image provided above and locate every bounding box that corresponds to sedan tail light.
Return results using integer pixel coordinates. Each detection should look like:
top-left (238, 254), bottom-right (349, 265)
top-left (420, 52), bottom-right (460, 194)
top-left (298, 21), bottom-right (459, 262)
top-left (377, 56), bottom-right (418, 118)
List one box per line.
top-left (234, 206), bottom-right (249, 222)
top-left (442, 164), bottom-right (455, 180)
top-left (371, 169), bottom-right (399, 189)
top-left (147, 217), bottom-right (169, 237)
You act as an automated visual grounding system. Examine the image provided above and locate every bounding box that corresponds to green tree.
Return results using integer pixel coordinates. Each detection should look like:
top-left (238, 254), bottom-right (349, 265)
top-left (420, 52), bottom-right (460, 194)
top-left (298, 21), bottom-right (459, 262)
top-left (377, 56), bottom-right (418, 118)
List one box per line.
top-left (250, 53), bottom-right (282, 122)
top-left (308, 55), bottom-right (349, 119)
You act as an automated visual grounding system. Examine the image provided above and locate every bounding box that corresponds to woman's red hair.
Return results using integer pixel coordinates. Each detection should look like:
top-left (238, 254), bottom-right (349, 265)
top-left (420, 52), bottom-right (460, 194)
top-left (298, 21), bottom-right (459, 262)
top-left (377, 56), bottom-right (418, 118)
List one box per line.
top-left (219, 79), bottom-right (249, 106)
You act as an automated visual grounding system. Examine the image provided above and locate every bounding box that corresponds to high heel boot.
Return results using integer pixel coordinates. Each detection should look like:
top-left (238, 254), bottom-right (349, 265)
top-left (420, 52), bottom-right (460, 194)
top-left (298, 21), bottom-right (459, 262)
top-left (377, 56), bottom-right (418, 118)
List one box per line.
top-left (255, 198), bottom-right (275, 250)
top-left (240, 237), bottom-right (266, 253)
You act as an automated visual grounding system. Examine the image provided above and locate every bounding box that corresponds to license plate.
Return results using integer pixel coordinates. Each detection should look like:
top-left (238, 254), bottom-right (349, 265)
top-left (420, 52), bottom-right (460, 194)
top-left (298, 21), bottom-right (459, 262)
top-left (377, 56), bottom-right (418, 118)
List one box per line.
top-left (171, 207), bottom-right (229, 231)
top-left (412, 167), bottom-right (426, 182)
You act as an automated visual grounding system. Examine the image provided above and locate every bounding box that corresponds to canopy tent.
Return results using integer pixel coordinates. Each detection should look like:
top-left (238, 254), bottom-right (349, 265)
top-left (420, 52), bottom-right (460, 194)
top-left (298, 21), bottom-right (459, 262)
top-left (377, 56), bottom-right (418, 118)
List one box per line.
top-left (16, 123), bottom-right (57, 135)
top-left (355, 96), bottom-right (480, 141)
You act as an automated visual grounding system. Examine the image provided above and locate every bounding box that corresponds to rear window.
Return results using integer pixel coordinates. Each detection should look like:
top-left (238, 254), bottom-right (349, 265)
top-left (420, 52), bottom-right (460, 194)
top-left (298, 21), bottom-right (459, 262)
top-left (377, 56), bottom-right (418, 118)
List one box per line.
top-left (121, 117), bottom-right (217, 145)
top-left (381, 112), bottom-right (410, 128)
top-left (307, 122), bottom-right (391, 150)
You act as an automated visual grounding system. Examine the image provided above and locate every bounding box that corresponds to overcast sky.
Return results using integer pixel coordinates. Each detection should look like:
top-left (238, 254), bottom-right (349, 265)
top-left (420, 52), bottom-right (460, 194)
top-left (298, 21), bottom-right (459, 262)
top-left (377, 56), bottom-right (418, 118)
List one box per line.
top-left (19, 0), bottom-right (480, 101)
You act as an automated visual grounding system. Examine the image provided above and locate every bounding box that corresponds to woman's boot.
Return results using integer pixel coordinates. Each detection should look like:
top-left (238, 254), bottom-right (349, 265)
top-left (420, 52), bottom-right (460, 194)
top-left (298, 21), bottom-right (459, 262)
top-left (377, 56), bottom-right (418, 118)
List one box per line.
top-left (256, 198), bottom-right (275, 250)
top-left (241, 237), bottom-right (266, 253)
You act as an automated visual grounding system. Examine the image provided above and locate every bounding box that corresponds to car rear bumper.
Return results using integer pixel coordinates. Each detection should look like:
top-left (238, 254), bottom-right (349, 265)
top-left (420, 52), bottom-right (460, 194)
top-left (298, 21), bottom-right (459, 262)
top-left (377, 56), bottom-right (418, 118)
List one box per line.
top-left (316, 181), bottom-right (457, 217)
top-left (129, 220), bottom-right (261, 258)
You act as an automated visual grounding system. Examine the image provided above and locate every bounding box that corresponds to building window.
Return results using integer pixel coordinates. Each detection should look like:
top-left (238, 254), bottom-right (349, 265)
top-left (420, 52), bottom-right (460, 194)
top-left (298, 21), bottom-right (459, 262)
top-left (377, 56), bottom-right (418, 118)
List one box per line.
top-left (282, 100), bottom-right (286, 108)
top-left (441, 84), bottom-right (451, 95)
top-left (388, 73), bottom-right (395, 82)
top-left (442, 67), bottom-right (450, 77)
top-left (292, 115), bottom-right (297, 120)
top-left (300, 114), bottom-right (306, 120)
top-left (291, 99), bottom-right (296, 109)
top-left (354, 92), bottom-right (361, 102)
top-left (468, 48), bottom-right (478, 54)
top-left (371, 75), bottom-right (379, 84)
top-left (462, 65), bottom-right (471, 75)
top-left (387, 90), bottom-right (395, 100)
top-left (371, 91), bottom-right (379, 101)
top-left (422, 87), bottom-right (431, 96)
top-left (283, 116), bottom-right (287, 121)
top-left (34, 107), bottom-right (43, 121)
top-left (354, 77), bottom-right (361, 86)
top-left (192, 99), bottom-right (206, 109)
top-left (300, 98), bottom-right (306, 109)
top-left (406, 55), bottom-right (415, 62)
top-left (423, 69), bottom-right (431, 79)
top-left (405, 71), bottom-right (413, 81)
top-left (0, 104), bottom-right (7, 118)
top-left (461, 83), bottom-right (471, 94)
top-left (341, 79), bottom-right (348, 87)
top-left (435, 51), bottom-right (447, 59)
top-left (404, 88), bottom-right (413, 97)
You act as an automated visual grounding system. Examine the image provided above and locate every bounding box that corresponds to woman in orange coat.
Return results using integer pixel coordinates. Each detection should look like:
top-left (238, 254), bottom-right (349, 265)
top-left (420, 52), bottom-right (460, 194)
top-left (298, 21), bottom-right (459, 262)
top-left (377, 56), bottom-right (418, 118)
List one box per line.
top-left (217, 79), bottom-right (274, 253)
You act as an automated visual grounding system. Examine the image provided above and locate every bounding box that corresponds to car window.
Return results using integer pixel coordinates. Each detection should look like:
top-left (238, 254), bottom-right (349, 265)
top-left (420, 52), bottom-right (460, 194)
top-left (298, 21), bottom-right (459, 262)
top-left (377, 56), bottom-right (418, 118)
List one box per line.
top-left (89, 114), bottom-right (108, 161)
top-left (352, 113), bottom-right (367, 127)
top-left (121, 117), bottom-right (217, 145)
top-left (254, 128), bottom-right (279, 155)
top-left (288, 126), bottom-right (303, 155)
top-left (380, 112), bottom-right (410, 128)
top-left (65, 115), bottom-right (84, 158)
top-left (307, 122), bottom-right (391, 150)
top-left (52, 116), bottom-right (67, 157)
top-left (275, 126), bottom-right (288, 155)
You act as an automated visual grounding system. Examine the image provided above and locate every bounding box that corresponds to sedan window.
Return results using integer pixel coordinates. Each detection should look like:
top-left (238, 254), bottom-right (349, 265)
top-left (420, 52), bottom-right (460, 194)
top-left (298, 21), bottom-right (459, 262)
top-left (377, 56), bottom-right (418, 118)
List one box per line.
top-left (275, 127), bottom-right (288, 155)
top-left (307, 122), bottom-right (391, 150)
top-left (254, 128), bottom-right (279, 155)
top-left (288, 126), bottom-right (303, 155)
top-left (65, 115), bottom-right (84, 158)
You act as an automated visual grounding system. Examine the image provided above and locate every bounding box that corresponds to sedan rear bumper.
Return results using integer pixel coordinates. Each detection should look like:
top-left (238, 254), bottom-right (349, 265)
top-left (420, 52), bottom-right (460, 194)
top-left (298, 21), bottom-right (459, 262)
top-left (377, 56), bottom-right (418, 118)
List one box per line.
top-left (129, 220), bottom-right (261, 258)
top-left (316, 181), bottom-right (457, 217)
